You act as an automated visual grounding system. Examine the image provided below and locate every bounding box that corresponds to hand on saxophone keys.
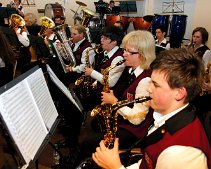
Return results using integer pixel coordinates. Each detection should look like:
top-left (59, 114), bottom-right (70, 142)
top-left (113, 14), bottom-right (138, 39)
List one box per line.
top-left (101, 90), bottom-right (118, 105)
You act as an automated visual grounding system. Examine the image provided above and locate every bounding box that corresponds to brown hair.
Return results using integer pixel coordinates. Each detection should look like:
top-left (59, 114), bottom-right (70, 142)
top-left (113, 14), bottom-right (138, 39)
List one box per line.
top-left (150, 48), bottom-right (204, 103)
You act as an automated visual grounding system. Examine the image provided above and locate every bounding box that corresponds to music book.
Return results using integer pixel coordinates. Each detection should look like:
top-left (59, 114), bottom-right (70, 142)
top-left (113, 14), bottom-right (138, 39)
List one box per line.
top-left (0, 66), bottom-right (59, 168)
top-left (46, 64), bottom-right (84, 113)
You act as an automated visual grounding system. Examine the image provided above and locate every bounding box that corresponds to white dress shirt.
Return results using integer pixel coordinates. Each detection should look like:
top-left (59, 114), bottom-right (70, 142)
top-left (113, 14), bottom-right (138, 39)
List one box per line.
top-left (0, 58), bottom-right (5, 68)
top-left (198, 44), bottom-right (211, 67)
top-left (72, 38), bottom-right (95, 73)
top-left (118, 104), bottom-right (208, 169)
top-left (91, 46), bottom-right (125, 87)
top-left (118, 66), bottom-right (151, 125)
top-left (16, 28), bottom-right (30, 47)
top-left (155, 38), bottom-right (170, 50)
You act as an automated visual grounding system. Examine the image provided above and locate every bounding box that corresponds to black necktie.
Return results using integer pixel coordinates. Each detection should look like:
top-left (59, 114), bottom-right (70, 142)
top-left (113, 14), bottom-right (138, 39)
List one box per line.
top-left (71, 43), bottom-right (75, 50)
top-left (129, 70), bottom-right (136, 84)
top-left (102, 53), bottom-right (109, 63)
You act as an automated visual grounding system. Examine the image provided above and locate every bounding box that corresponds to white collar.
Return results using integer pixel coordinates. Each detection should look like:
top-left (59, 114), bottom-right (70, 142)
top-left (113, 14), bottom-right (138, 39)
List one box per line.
top-left (153, 104), bottom-right (189, 128)
top-left (156, 38), bottom-right (167, 45)
top-left (129, 66), bottom-right (144, 78)
top-left (104, 46), bottom-right (119, 58)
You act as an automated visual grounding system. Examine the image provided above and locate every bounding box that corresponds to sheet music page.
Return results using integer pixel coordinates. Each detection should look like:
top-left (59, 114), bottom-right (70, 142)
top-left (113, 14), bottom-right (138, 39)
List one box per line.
top-left (46, 64), bottom-right (83, 112)
top-left (0, 79), bottom-right (48, 164)
top-left (26, 69), bottom-right (58, 130)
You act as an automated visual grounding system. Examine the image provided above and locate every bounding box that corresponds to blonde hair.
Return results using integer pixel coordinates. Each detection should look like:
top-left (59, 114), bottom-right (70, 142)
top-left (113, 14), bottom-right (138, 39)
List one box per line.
top-left (122, 30), bottom-right (156, 69)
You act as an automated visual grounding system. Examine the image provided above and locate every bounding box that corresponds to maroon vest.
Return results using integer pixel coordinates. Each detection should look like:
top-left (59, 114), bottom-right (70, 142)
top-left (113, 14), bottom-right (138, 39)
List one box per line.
top-left (96, 49), bottom-right (124, 93)
top-left (112, 67), bottom-right (130, 100)
top-left (73, 39), bottom-right (92, 66)
top-left (139, 105), bottom-right (211, 169)
top-left (118, 69), bottom-right (153, 138)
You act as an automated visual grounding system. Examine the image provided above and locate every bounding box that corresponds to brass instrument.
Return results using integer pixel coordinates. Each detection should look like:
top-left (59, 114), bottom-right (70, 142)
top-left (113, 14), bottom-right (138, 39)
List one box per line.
top-left (81, 7), bottom-right (97, 27)
top-left (9, 14), bottom-right (37, 63)
top-left (103, 96), bottom-right (152, 148)
top-left (75, 47), bottom-right (95, 99)
top-left (52, 24), bottom-right (76, 73)
top-left (94, 44), bottom-right (104, 54)
top-left (76, 96), bottom-right (151, 169)
top-left (9, 14), bottom-right (25, 28)
top-left (201, 62), bottom-right (211, 95)
top-left (39, 16), bottom-right (55, 37)
top-left (90, 59), bottom-right (125, 141)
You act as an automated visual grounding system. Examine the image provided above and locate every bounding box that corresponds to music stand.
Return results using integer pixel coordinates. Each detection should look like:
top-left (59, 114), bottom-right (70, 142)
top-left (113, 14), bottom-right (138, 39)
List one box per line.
top-left (120, 1), bottom-right (137, 16)
top-left (94, 1), bottom-right (108, 27)
top-left (112, 6), bottom-right (121, 14)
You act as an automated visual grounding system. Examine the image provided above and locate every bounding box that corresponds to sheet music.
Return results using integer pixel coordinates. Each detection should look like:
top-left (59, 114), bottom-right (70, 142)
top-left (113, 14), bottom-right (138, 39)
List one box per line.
top-left (26, 69), bottom-right (58, 130)
top-left (46, 64), bottom-right (83, 112)
top-left (0, 79), bottom-right (48, 164)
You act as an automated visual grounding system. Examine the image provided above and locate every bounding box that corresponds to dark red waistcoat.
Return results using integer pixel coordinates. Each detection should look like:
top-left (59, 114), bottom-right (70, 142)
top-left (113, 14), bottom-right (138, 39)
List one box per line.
top-left (73, 39), bottom-right (92, 66)
top-left (96, 49), bottom-right (123, 93)
top-left (139, 105), bottom-right (211, 169)
top-left (118, 69), bottom-right (153, 139)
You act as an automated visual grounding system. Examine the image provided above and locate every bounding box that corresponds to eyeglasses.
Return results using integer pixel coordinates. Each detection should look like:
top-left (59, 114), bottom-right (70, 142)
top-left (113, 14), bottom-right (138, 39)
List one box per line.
top-left (123, 48), bottom-right (139, 55)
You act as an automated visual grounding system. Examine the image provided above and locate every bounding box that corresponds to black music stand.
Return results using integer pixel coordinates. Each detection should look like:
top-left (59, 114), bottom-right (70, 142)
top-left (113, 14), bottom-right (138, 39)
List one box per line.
top-left (120, 1), bottom-right (137, 16)
top-left (0, 66), bottom-right (60, 168)
top-left (112, 6), bottom-right (121, 14)
top-left (94, 1), bottom-right (108, 28)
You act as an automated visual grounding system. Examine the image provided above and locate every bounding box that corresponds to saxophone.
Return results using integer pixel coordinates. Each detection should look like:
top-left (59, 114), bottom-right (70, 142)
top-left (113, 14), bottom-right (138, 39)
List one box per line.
top-left (75, 47), bottom-right (95, 99)
top-left (52, 24), bottom-right (76, 73)
top-left (76, 96), bottom-right (151, 169)
top-left (201, 62), bottom-right (211, 95)
top-left (90, 59), bottom-right (125, 147)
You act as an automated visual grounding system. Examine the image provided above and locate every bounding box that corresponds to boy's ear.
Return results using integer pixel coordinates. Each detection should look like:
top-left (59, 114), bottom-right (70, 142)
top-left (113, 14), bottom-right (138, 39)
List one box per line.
top-left (175, 87), bottom-right (187, 101)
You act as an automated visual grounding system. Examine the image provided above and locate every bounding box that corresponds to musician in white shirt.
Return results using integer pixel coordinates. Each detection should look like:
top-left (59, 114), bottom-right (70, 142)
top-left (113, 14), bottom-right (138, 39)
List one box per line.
top-left (92, 48), bottom-right (211, 169)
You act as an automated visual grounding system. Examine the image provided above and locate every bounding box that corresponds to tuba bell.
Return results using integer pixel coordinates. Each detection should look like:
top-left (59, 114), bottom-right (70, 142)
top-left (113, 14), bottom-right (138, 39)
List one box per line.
top-left (81, 7), bottom-right (97, 27)
top-left (9, 14), bottom-right (26, 28)
top-left (39, 16), bottom-right (55, 37)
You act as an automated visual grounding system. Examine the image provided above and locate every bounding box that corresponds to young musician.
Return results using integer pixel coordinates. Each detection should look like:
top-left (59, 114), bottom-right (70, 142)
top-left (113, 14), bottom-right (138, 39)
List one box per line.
top-left (188, 27), bottom-right (211, 68)
top-left (189, 27), bottom-right (211, 140)
top-left (92, 48), bottom-right (211, 169)
top-left (155, 24), bottom-right (170, 50)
